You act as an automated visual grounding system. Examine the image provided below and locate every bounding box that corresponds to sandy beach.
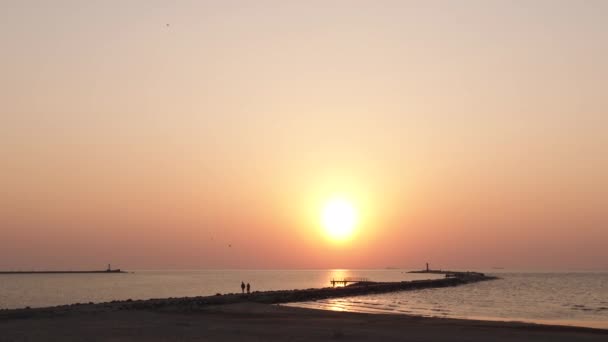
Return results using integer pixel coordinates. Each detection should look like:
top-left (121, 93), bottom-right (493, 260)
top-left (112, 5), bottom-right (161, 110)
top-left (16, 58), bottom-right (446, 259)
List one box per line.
top-left (1, 302), bottom-right (606, 341)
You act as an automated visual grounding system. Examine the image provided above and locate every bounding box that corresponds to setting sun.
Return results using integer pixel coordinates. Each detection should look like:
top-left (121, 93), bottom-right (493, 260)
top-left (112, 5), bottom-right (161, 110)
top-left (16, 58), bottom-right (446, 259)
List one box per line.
top-left (321, 198), bottom-right (358, 241)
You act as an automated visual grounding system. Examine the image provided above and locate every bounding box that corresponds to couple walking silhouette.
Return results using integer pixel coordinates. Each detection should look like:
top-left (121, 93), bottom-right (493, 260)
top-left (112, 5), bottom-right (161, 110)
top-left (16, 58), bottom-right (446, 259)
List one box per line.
top-left (241, 281), bottom-right (251, 294)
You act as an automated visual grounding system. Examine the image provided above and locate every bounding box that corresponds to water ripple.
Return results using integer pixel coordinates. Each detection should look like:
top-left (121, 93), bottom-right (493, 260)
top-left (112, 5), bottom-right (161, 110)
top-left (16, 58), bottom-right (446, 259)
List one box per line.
top-left (287, 273), bottom-right (608, 329)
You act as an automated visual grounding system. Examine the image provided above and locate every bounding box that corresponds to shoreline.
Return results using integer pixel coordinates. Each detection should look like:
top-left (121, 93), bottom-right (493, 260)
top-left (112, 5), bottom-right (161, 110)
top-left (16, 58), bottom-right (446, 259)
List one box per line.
top-left (2, 273), bottom-right (606, 341)
top-left (286, 302), bottom-right (608, 331)
top-left (1, 302), bottom-right (606, 341)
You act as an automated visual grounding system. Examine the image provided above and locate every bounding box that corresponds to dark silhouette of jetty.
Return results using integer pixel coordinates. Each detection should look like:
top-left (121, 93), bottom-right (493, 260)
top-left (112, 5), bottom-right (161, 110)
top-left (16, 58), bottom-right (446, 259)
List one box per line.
top-left (0, 271), bottom-right (496, 318)
top-left (330, 277), bottom-right (371, 287)
top-left (407, 263), bottom-right (486, 278)
top-left (0, 264), bottom-right (126, 274)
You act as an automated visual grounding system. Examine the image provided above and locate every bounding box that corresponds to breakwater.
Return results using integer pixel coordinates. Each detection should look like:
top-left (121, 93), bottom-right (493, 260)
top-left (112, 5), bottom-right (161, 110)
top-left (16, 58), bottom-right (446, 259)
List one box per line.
top-left (0, 272), bottom-right (496, 318)
top-left (0, 265), bottom-right (125, 274)
top-left (0, 270), bottom-right (125, 274)
top-left (246, 272), bottom-right (495, 305)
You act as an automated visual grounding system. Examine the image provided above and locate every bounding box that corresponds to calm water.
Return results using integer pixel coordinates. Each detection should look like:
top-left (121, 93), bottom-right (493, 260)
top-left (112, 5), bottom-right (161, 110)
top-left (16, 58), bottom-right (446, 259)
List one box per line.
top-left (1, 270), bottom-right (606, 329)
top-left (287, 272), bottom-right (608, 329)
top-left (0, 269), bottom-right (437, 309)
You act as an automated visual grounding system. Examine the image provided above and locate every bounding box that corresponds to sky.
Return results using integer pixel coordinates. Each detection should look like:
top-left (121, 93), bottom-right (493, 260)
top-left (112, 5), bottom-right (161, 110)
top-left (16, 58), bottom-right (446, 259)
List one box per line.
top-left (1, 0), bottom-right (607, 270)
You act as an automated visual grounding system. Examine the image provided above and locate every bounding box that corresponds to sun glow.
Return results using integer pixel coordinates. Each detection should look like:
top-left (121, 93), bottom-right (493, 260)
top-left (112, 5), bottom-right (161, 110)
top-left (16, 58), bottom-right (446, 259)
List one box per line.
top-left (322, 198), bottom-right (358, 241)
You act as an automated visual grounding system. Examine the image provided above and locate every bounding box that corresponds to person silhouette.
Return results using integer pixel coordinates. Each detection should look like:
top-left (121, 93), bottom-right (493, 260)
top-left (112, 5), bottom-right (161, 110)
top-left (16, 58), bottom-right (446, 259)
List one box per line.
top-left (241, 281), bottom-right (245, 294)
top-left (246, 283), bottom-right (251, 294)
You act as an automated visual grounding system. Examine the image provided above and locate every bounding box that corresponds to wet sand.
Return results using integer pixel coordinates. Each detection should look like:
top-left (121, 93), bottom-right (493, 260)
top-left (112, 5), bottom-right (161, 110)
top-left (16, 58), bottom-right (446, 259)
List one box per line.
top-left (1, 302), bottom-right (607, 341)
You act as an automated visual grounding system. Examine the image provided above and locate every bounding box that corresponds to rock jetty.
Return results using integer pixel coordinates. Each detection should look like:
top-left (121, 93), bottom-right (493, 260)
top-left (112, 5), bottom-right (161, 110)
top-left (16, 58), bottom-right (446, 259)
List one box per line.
top-left (0, 271), bottom-right (496, 319)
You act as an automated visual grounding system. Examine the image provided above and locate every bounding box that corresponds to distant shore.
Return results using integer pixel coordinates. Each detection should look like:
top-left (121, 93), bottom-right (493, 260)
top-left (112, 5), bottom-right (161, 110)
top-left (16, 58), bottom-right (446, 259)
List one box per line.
top-left (0, 269), bottom-right (126, 274)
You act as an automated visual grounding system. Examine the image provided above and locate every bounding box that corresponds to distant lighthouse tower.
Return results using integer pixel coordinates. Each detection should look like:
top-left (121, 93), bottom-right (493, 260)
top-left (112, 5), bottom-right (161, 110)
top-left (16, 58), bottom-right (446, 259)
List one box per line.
top-left (426, 263), bottom-right (429, 272)
top-left (107, 264), bottom-right (111, 272)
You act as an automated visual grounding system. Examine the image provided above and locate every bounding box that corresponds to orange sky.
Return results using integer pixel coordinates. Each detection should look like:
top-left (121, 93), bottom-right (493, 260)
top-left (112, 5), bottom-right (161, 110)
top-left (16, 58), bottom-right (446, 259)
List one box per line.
top-left (1, 1), bottom-right (607, 270)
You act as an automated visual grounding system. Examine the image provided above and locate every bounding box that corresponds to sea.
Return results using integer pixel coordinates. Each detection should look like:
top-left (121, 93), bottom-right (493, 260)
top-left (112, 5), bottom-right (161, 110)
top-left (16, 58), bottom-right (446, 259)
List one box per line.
top-left (1, 269), bottom-right (606, 329)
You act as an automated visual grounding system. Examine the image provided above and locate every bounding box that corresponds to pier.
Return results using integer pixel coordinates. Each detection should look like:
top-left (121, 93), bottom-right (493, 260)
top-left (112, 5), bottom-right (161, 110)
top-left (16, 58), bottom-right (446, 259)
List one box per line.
top-left (330, 277), bottom-right (370, 287)
top-left (407, 264), bottom-right (486, 278)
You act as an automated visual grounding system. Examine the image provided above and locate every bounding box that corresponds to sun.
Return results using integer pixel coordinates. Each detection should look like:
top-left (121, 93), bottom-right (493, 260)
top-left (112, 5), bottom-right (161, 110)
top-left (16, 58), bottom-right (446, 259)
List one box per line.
top-left (321, 198), bottom-right (358, 241)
